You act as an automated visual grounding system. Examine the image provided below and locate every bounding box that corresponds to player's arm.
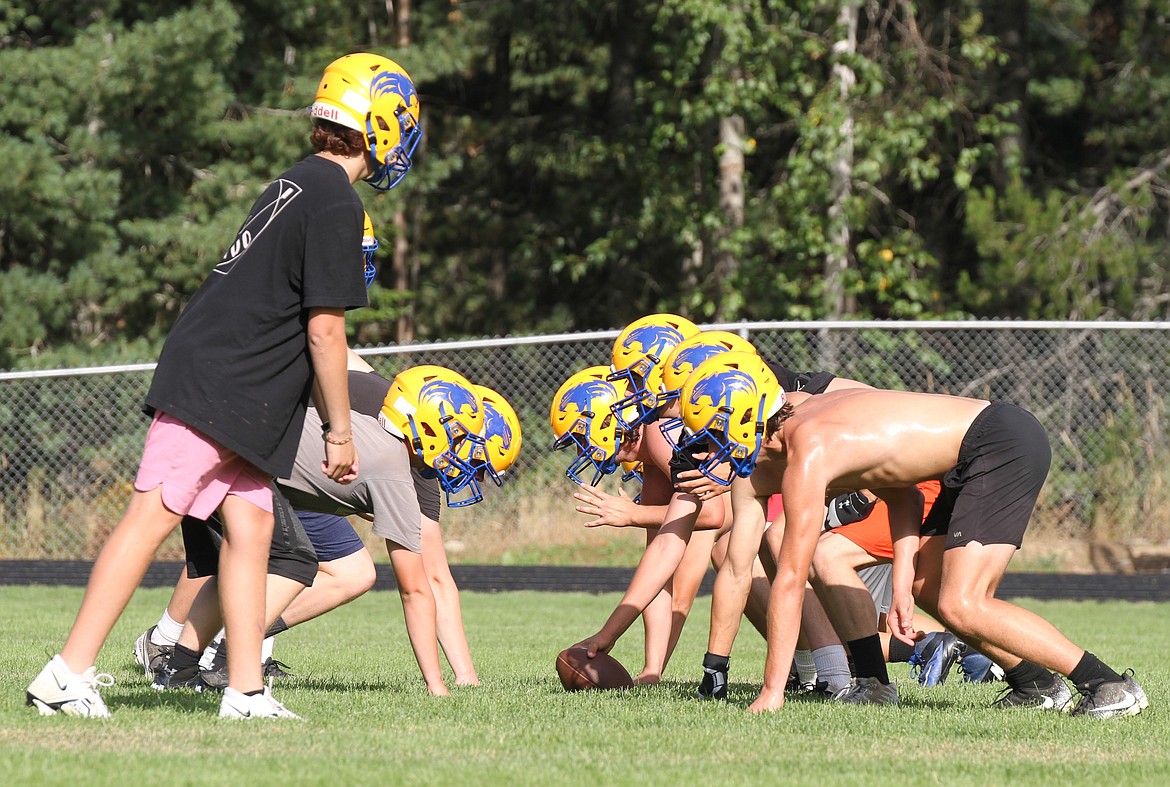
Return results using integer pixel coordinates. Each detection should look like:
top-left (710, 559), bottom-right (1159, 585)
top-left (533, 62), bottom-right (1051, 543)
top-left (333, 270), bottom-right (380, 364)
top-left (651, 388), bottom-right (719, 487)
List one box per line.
top-left (574, 490), bottom-right (703, 657)
top-left (875, 485), bottom-right (925, 646)
top-left (308, 307), bottom-right (358, 482)
top-left (749, 446), bottom-right (830, 713)
top-left (346, 346), bottom-right (376, 373)
top-left (672, 462), bottom-right (734, 501)
top-left (706, 475), bottom-right (767, 657)
top-left (572, 485), bottom-right (663, 528)
top-left (572, 458), bottom-right (722, 530)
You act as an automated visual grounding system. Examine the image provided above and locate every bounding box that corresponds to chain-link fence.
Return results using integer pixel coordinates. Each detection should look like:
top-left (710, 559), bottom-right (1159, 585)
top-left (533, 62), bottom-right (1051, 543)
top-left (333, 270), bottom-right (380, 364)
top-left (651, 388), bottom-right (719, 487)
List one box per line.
top-left (2, 321), bottom-right (1168, 563)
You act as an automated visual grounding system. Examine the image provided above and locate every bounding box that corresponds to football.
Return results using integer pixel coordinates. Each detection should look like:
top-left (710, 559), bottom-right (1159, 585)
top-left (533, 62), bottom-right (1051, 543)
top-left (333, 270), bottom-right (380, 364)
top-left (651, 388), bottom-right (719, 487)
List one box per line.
top-left (555, 646), bottom-right (634, 691)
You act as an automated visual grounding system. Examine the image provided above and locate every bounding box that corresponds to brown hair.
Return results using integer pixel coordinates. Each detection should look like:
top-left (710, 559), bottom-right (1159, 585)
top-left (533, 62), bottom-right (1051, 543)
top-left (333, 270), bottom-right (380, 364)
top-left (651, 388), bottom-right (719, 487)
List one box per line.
top-left (764, 400), bottom-right (795, 439)
top-left (310, 119), bottom-right (366, 157)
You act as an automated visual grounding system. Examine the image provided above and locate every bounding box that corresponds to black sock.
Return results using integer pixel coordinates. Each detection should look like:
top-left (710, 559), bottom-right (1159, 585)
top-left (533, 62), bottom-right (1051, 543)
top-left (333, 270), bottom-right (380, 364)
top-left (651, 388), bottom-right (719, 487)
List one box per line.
top-left (846, 635), bottom-right (890, 684)
top-left (1067, 652), bottom-right (1123, 688)
top-left (1004, 660), bottom-right (1054, 691)
top-left (265, 617), bottom-right (289, 638)
top-left (703, 652), bottom-right (730, 672)
top-left (244, 689), bottom-right (264, 697)
top-left (166, 644), bottom-right (201, 675)
top-left (888, 637), bottom-right (916, 664)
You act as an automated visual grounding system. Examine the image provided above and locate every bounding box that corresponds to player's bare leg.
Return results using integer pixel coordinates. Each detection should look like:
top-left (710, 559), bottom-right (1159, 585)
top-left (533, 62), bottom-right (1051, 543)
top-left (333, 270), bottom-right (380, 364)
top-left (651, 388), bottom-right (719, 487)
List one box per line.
top-left (61, 487), bottom-right (182, 672)
top-left (935, 542), bottom-right (1082, 676)
top-left (420, 515), bottom-right (479, 686)
top-left (217, 494), bottom-right (275, 694)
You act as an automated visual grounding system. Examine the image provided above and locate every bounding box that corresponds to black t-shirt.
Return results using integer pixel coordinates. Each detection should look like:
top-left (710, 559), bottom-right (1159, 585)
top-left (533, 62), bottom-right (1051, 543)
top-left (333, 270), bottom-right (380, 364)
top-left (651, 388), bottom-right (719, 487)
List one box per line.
top-left (145, 155), bottom-right (369, 476)
top-left (766, 361), bottom-right (836, 395)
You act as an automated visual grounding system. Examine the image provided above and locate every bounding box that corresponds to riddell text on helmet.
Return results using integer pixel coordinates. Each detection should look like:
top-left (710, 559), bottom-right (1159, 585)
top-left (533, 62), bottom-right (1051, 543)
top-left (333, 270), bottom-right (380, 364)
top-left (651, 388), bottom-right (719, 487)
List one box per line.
top-left (310, 105), bottom-right (342, 122)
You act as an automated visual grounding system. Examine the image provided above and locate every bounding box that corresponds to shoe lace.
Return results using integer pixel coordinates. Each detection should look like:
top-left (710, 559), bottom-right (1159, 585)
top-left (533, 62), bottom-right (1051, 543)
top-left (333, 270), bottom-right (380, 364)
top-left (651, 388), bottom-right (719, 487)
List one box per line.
top-left (1073, 678), bottom-right (1106, 709)
top-left (264, 658), bottom-right (294, 676)
top-left (833, 679), bottom-right (867, 702)
top-left (907, 653), bottom-right (925, 681)
top-left (87, 671), bottom-right (115, 689)
top-left (262, 689), bottom-right (300, 719)
top-left (992, 685), bottom-right (1018, 706)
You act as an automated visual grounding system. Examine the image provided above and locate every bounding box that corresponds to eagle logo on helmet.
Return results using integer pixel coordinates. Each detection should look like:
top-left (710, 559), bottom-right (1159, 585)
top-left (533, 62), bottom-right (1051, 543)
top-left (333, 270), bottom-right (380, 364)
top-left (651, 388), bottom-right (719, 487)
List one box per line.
top-left (621, 324), bottom-right (686, 363)
top-left (372, 70), bottom-right (419, 113)
top-left (673, 344), bottom-right (729, 377)
top-left (558, 380), bottom-right (618, 415)
top-left (484, 405), bottom-right (514, 451)
top-left (688, 370), bottom-right (757, 410)
top-left (421, 380), bottom-right (480, 420)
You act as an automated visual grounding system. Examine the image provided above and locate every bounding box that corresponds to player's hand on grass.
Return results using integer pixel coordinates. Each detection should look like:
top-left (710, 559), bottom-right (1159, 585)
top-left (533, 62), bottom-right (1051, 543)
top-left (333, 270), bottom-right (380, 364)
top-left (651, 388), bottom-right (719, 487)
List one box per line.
top-left (573, 484), bottom-right (635, 528)
top-left (323, 439), bottom-right (359, 483)
top-left (748, 685), bottom-right (786, 714)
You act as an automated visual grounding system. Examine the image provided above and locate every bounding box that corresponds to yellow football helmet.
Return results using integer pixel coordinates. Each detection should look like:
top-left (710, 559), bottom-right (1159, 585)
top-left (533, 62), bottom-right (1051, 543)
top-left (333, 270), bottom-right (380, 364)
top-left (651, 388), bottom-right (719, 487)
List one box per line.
top-left (659, 330), bottom-right (758, 404)
top-left (549, 365), bottom-right (630, 485)
top-left (362, 211), bottom-right (378, 288)
top-left (657, 330), bottom-right (758, 445)
top-left (676, 351), bottom-right (785, 484)
top-left (608, 313), bottom-right (700, 429)
top-left (310, 52), bottom-right (422, 191)
top-left (470, 384), bottom-right (523, 487)
top-left (380, 365), bottom-right (485, 506)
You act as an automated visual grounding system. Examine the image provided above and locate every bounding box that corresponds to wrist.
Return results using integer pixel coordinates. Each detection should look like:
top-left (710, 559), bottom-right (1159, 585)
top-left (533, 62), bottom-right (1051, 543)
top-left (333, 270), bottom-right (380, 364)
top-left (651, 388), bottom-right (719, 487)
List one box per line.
top-left (321, 422), bottom-right (352, 445)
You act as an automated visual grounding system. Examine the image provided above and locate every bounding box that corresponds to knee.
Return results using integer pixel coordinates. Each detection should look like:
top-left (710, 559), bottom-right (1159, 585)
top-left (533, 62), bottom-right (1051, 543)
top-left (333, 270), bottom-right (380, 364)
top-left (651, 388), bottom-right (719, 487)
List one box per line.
top-left (809, 540), bottom-right (846, 585)
top-left (348, 558), bottom-right (377, 597)
top-left (935, 592), bottom-right (982, 634)
top-left (324, 553), bottom-right (377, 600)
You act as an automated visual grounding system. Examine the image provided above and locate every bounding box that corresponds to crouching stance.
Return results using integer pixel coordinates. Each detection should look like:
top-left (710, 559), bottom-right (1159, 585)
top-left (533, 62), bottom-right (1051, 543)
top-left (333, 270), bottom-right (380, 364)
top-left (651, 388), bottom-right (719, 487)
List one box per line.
top-left (673, 352), bottom-right (1147, 719)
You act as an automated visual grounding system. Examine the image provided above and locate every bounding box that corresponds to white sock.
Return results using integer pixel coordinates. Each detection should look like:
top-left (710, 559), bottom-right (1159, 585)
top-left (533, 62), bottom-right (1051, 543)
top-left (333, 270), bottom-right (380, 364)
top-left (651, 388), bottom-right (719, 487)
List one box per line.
top-left (261, 635), bottom-right (275, 663)
top-left (199, 630), bottom-right (226, 671)
top-left (813, 645), bottom-right (853, 694)
top-left (794, 649), bottom-right (817, 686)
top-left (152, 610), bottom-right (185, 646)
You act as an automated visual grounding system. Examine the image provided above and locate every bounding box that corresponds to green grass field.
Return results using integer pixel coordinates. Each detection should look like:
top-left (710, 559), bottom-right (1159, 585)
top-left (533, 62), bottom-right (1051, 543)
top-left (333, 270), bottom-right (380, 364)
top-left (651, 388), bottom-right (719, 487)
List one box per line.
top-left (1, 586), bottom-right (1166, 786)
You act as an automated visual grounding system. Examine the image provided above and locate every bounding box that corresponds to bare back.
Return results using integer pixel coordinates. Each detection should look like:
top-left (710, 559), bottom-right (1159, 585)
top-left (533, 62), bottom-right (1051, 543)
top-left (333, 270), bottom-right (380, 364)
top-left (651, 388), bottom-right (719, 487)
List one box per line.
top-left (776, 388), bottom-right (990, 493)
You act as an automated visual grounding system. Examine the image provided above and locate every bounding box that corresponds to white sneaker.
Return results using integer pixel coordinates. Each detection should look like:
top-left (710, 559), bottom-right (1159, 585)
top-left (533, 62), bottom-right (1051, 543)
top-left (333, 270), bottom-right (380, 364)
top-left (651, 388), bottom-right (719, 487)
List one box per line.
top-left (26, 655), bottom-right (114, 718)
top-left (219, 687), bottom-right (301, 720)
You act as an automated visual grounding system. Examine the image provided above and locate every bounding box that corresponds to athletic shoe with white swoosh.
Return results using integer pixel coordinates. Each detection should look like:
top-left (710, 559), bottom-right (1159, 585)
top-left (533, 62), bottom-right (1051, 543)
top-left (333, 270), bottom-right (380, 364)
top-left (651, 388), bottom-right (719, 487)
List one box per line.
top-left (26, 655), bottom-right (113, 718)
top-left (1071, 672), bottom-right (1148, 719)
top-left (992, 673), bottom-right (1072, 712)
top-left (219, 687), bottom-right (301, 720)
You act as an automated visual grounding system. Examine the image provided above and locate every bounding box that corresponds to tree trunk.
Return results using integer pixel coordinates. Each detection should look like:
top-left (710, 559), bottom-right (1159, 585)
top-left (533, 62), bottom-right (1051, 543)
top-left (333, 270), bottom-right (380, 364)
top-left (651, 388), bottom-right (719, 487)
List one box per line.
top-left (986, 0), bottom-right (1028, 187)
top-left (824, 4), bottom-right (858, 319)
top-left (713, 114), bottom-right (745, 321)
top-left (392, 0), bottom-right (414, 343)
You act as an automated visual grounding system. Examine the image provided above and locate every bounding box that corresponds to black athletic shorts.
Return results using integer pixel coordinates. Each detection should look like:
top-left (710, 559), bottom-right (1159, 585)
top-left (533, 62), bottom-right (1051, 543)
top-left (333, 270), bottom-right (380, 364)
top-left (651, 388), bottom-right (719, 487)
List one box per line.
top-left (412, 466), bottom-right (441, 522)
top-left (182, 482), bottom-right (319, 586)
top-left (920, 401), bottom-right (1051, 549)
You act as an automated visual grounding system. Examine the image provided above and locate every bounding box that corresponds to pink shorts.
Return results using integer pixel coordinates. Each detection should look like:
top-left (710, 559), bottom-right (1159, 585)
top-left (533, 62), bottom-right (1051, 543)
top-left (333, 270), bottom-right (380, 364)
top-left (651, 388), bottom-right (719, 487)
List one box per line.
top-left (134, 412), bottom-right (273, 519)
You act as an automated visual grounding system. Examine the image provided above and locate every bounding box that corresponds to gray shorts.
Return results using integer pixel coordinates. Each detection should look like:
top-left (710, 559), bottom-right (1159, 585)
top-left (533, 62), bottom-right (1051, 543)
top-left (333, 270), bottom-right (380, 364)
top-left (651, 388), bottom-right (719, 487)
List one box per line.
top-left (858, 563), bottom-right (893, 620)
